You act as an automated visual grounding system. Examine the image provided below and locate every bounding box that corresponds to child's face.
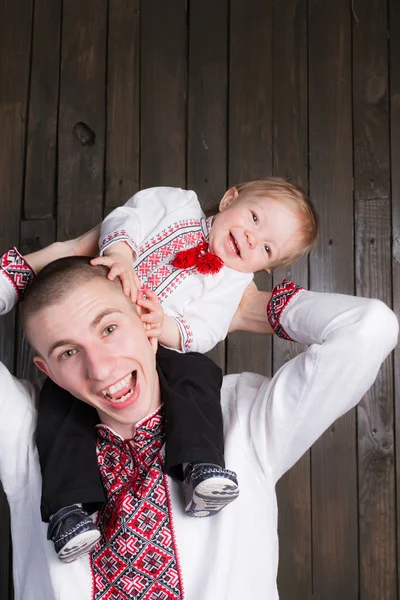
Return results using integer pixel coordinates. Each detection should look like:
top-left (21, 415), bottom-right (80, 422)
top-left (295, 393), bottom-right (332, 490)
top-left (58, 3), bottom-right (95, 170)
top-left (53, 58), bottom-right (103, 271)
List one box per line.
top-left (208, 188), bottom-right (302, 273)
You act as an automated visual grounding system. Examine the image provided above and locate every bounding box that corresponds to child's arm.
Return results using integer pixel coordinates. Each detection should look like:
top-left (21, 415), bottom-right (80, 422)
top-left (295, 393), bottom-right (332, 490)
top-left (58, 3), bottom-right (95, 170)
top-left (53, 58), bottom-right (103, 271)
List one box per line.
top-left (154, 270), bottom-right (254, 354)
top-left (98, 187), bottom-right (198, 259)
top-left (137, 290), bottom-right (182, 350)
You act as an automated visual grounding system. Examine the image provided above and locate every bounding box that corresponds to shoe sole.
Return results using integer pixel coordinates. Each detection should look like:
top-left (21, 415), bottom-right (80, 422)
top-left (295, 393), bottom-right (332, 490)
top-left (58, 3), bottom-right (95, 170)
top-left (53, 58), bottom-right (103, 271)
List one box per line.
top-left (58, 529), bottom-right (101, 563)
top-left (186, 476), bottom-right (239, 517)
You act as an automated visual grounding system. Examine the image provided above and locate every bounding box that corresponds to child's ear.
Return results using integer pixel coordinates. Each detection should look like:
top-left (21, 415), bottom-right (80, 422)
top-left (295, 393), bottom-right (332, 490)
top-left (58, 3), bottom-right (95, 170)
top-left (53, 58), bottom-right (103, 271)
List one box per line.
top-left (219, 187), bottom-right (239, 211)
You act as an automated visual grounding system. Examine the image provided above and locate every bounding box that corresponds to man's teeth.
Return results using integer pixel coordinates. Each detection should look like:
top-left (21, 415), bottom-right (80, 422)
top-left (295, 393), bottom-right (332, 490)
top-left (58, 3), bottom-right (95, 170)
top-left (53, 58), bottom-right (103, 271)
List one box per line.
top-left (106, 390), bottom-right (132, 404)
top-left (101, 373), bottom-right (136, 402)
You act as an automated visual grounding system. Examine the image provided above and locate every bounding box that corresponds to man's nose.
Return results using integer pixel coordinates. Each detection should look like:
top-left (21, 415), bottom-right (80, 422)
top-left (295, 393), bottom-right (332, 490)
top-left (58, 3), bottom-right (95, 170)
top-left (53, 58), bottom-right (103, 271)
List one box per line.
top-left (86, 344), bottom-right (116, 381)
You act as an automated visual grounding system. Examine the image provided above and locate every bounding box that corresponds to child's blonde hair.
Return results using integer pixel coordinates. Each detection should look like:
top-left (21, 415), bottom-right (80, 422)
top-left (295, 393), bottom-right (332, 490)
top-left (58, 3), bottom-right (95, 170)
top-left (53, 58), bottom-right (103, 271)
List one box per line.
top-left (234, 177), bottom-right (318, 270)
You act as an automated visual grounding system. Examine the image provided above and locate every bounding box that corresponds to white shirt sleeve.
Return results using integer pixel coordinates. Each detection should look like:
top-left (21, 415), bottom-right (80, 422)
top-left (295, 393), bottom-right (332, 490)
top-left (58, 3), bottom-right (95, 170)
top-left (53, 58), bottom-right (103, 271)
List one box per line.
top-left (0, 250), bottom-right (38, 496)
top-left (166, 270), bottom-right (253, 354)
top-left (235, 288), bottom-right (398, 483)
top-left (99, 187), bottom-right (200, 257)
top-left (0, 247), bottom-right (35, 315)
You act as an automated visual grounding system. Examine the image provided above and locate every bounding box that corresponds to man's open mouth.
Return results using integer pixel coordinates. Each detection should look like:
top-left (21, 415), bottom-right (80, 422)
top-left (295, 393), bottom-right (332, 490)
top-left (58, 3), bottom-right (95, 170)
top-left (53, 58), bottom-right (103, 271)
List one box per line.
top-left (100, 371), bottom-right (137, 404)
top-left (228, 233), bottom-right (241, 257)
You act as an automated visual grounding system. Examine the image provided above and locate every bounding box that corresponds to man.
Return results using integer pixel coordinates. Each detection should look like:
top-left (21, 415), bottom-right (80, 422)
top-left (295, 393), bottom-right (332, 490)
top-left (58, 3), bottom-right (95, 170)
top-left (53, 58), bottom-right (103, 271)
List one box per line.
top-left (0, 238), bottom-right (397, 600)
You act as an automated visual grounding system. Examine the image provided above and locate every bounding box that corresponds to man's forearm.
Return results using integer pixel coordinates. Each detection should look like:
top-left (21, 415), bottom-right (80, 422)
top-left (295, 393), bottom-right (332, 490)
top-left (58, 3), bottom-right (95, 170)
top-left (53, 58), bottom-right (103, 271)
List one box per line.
top-left (24, 242), bottom-right (66, 274)
top-left (229, 285), bottom-right (273, 335)
top-left (24, 225), bottom-right (101, 273)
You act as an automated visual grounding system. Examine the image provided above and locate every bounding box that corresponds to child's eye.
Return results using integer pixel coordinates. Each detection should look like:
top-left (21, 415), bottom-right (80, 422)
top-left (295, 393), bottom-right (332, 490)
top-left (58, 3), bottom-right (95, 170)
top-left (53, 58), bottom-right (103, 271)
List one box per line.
top-left (251, 212), bottom-right (258, 224)
top-left (103, 324), bottom-right (117, 336)
top-left (264, 244), bottom-right (271, 255)
top-left (60, 349), bottom-right (77, 360)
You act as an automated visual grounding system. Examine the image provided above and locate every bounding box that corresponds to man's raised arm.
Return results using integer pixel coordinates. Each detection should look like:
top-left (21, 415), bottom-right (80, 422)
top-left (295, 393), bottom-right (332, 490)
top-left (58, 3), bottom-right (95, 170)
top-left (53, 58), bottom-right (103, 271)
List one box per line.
top-left (235, 280), bottom-right (398, 483)
top-left (0, 230), bottom-right (100, 496)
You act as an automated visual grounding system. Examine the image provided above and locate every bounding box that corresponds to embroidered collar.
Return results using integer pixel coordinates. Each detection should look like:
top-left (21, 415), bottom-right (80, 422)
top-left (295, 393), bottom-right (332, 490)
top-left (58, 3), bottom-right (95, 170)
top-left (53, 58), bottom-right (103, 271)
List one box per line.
top-left (96, 406), bottom-right (164, 451)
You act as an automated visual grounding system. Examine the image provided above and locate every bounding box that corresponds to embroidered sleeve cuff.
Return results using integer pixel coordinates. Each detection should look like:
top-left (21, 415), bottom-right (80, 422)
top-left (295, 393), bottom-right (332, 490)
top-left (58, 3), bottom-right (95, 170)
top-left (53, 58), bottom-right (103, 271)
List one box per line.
top-left (267, 279), bottom-right (303, 341)
top-left (172, 316), bottom-right (194, 352)
top-left (99, 230), bottom-right (138, 258)
top-left (0, 247), bottom-right (36, 303)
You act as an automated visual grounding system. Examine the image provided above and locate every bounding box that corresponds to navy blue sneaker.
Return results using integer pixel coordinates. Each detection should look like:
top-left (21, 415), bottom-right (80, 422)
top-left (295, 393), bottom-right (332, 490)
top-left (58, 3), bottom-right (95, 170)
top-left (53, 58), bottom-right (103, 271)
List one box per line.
top-left (183, 463), bottom-right (239, 517)
top-left (48, 504), bottom-right (101, 563)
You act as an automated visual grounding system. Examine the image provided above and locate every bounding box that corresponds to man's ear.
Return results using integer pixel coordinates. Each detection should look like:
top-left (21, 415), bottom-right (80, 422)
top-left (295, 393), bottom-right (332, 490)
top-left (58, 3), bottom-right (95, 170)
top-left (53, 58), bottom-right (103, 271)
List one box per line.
top-left (33, 356), bottom-right (55, 381)
top-left (219, 187), bottom-right (239, 211)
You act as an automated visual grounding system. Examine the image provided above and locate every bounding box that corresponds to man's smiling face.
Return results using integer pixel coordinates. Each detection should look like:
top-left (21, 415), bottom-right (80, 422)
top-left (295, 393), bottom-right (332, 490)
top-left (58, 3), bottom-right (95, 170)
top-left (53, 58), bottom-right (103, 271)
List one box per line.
top-left (29, 277), bottom-right (160, 438)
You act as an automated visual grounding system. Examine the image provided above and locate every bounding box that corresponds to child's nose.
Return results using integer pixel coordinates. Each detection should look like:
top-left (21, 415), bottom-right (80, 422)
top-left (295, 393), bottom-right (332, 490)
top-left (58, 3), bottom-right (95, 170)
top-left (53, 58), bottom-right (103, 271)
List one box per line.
top-left (246, 230), bottom-right (256, 248)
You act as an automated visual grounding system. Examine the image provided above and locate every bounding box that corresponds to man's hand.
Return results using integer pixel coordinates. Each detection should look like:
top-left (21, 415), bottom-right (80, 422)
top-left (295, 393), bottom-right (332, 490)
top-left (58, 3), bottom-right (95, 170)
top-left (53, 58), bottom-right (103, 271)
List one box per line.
top-left (91, 242), bottom-right (140, 302)
top-left (229, 281), bottom-right (273, 335)
top-left (137, 288), bottom-right (165, 339)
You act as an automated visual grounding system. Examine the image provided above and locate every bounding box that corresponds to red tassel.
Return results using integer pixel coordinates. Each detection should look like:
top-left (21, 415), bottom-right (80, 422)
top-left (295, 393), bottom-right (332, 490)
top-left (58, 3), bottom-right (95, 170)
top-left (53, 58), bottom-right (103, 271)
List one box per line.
top-left (197, 252), bottom-right (224, 275)
top-left (172, 241), bottom-right (224, 275)
top-left (171, 246), bottom-right (199, 269)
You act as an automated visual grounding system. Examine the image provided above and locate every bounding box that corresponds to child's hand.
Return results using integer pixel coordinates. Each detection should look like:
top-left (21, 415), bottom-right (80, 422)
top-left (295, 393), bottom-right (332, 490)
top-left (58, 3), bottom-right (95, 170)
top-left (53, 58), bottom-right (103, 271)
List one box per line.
top-left (90, 251), bottom-right (141, 302)
top-left (137, 288), bottom-right (164, 339)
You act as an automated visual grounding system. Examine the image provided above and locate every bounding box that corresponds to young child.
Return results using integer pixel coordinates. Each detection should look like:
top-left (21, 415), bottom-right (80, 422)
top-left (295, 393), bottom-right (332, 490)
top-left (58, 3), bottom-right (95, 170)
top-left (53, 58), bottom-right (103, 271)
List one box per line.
top-left (37, 177), bottom-right (318, 562)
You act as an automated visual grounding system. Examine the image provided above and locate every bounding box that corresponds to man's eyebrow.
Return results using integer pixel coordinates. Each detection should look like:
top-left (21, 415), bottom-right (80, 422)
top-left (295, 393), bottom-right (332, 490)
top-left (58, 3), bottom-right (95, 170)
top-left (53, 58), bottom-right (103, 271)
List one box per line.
top-left (90, 308), bottom-right (124, 330)
top-left (47, 309), bottom-right (124, 358)
top-left (48, 338), bottom-right (75, 358)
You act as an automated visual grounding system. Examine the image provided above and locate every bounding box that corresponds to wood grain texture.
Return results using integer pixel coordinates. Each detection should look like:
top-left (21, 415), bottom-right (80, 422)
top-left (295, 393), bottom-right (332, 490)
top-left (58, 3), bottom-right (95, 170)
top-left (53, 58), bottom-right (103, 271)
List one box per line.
top-left (105, 0), bottom-right (140, 211)
top-left (353, 2), bottom-right (396, 599)
top-left (0, 2), bottom-right (399, 598)
top-left (227, 0), bottom-right (273, 376)
top-left (389, 1), bottom-right (400, 598)
top-left (140, 0), bottom-right (187, 188)
top-left (308, 1), bottom-right (358, 598)
top-left (57, 0), bottom-right (107, 240)
top-left (0, 2), bottom-right (33, 598)
top-left (272, 2), bottom-right (311, 598)
top-left (187, 0), bottom-right (228, 369)
top-left (24, 0), bottom-right (62, 219)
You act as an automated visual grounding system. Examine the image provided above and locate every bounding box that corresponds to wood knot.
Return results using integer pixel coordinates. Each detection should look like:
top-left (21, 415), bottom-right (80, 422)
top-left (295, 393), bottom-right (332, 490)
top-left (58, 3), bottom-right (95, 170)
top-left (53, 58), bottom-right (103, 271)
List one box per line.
top-left (381, 438), bottom-right (393, 452)
top-left (73, 122), bottom-right (96, 146)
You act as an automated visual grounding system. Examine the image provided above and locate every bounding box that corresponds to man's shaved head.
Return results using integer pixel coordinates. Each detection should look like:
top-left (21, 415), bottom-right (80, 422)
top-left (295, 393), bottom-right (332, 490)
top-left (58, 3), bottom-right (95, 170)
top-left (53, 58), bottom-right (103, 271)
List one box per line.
top-left (21, 256), bottom-right (123, 338)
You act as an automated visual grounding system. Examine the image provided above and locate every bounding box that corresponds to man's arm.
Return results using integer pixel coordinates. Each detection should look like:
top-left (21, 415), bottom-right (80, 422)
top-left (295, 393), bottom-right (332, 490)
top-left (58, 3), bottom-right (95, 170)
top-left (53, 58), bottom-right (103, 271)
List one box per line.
top-left (0, 249), bottom-right (41, 495)
top-left (235, 280), bottom-right (398, 482)
top-left (229, 281), bottom-right (273, 335)
top-left (0, 232), bottom-right (100, 494)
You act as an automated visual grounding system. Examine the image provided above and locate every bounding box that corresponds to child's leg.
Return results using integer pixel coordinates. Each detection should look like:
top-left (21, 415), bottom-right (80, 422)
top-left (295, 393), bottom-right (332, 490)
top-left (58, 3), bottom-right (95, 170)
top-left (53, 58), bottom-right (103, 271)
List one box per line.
top-left (37, 378), bottom-right (105, 561)
top-left (156, 346), bottom-right (239, 516)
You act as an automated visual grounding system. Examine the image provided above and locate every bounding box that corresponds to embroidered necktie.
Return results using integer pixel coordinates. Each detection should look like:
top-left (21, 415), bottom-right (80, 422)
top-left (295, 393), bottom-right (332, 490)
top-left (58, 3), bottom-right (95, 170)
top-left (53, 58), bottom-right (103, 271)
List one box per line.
top-left (172, 241), bottom-right (224, 275)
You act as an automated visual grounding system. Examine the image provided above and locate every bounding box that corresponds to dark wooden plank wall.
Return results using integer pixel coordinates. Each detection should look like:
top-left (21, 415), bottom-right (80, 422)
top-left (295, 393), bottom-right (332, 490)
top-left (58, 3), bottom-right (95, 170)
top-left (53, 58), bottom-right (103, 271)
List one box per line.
top-left (0, 2), bottom-right (398, 599)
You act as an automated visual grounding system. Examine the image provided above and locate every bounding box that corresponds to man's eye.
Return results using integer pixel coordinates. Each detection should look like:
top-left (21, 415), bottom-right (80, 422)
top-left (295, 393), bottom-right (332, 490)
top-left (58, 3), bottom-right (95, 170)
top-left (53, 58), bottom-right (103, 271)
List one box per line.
top-left (252, 212), bottom-right (258, 224)
top-left (60, 349), bottom-right (77, 360)
top-left (103, 324), bottom-right (117, 336)
top-left (264, 244), bottom-right (271, 255)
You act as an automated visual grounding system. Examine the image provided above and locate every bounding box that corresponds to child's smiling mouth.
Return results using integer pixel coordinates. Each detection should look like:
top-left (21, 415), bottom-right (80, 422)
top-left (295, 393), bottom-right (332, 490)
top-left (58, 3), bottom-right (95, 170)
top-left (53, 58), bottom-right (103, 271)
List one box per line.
top-left (228, 233), bottom-right (241, 258)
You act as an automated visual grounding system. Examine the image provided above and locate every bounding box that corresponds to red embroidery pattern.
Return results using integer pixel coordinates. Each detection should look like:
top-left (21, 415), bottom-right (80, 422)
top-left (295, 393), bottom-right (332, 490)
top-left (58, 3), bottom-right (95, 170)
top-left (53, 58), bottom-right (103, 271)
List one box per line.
top-left (101, 218), bottom-right (213, 351)
top-left (267, 279), bottom-right (303, 340)
top-left (100, 230), bottom-right (137, 255)
top-left (136, 220), bottom-right (204, 299)
top-left (172, 317), bottom-right (194, 352)
top-left (92, 411), bottom-right (183, 600)
top-left (0, 247), bottom-right (35, 302)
